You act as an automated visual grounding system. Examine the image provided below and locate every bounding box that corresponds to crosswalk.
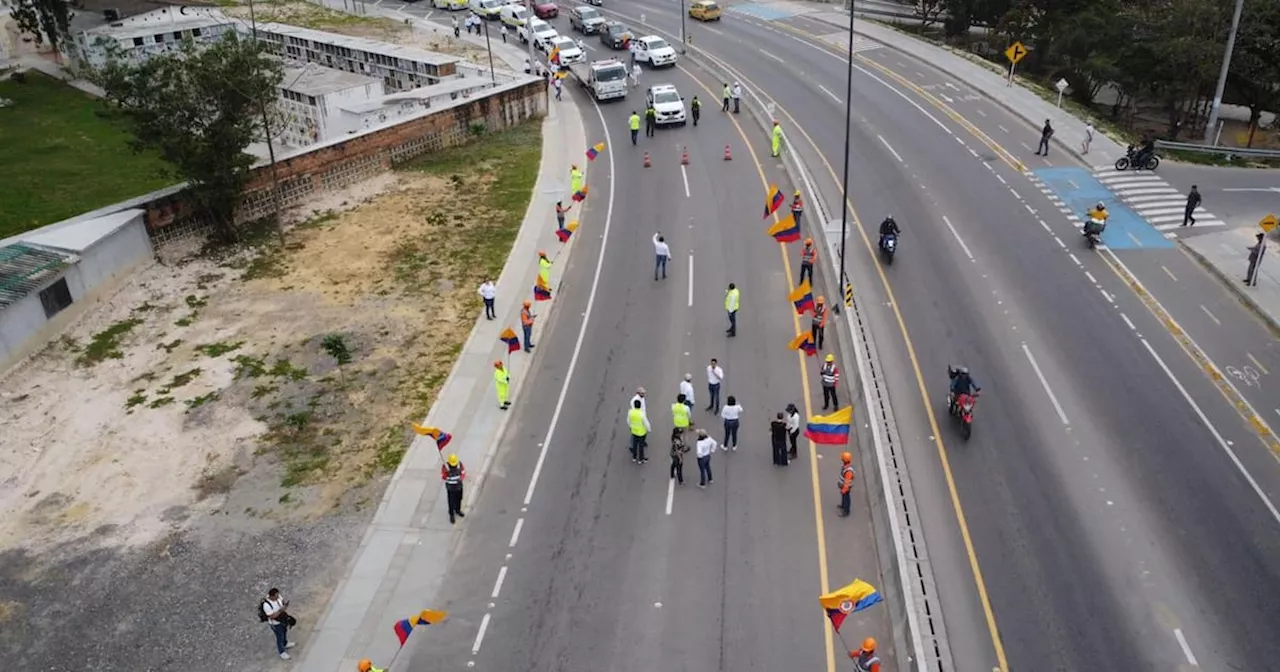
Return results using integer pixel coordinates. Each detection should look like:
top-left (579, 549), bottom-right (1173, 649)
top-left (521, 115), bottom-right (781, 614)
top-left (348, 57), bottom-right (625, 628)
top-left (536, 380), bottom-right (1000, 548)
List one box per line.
top-left (1092, 169), bottom-right (1226, 231)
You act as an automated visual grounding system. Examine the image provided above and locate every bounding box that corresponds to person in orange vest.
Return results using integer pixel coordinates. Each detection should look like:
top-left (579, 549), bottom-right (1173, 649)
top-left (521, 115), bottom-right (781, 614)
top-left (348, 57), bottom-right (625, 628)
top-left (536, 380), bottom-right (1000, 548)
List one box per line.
top-left (837, 451), bottom-right (855, 517)
top-left (791, 190), bottom-right (804, 228)
top-left (520, 299), bottom-right (536, 352)
top-left (811, 295), bottom-right (828, 350)
top-left (357, 659), bottom-right (386, 672)
top-left (441, 453), bottom-right (466, 524)
top-left (799, 238), bottom-right (817, 286)
top-left (847, 638), bottom-right (881, 670)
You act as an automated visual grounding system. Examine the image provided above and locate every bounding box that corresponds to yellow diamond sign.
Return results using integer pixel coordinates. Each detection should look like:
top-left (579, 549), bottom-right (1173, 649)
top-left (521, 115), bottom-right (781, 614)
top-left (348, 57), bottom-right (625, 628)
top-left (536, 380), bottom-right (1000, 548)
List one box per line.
top-left (1261, 213), bottom-right (1278, 233)
top-left (1005, 41), bottom-right (1028, 65)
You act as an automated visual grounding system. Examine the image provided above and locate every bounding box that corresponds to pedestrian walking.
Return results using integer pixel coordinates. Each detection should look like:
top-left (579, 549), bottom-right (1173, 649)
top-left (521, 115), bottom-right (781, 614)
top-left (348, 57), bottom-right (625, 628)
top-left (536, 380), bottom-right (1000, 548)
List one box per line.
top-left (645, 104), bottom-right (657, 137)
top-left (524, 57), bottom-right (532, 74)
top-left (721, 395), bottom-right (743, 451)
top-left (631, 62), bottom-right (642, 88)
top-left (478, 279), bottom-right (497, 320)
top-left (706, 359), bottom-right (724, 412)
top-left (771, 120), bottom-right (783, 157)
top-left (554, 76), bottom-right (562, 101)
top-left (731, 82), bottom-right (742, 114)
top-left (695, 428), bottom-right (717, 487)
top-left (770, 412), bottom-right (789, 466)
top-left (260, 588), bottom-right (297, 659)
top-left (680, 373), bottom-right (696, 410)
top-left (452, 16), bottom-right (460, 38)
top-left (811, 296), bottom-right (828, 350)
top-left (721, 82), bottom-right (731, 112)
top-left (1081, 122), bottom-right (1094, 154)
top-left (847, 638), bottom-right (882, 671)
top-left (501, 23), bottom-right (508, 43)
top-left (1182, 185), bottom-right (1201, 227)
top-left (555, 200), bottom-right (571, 229)
top-left (799, 238), bottom-right (816, 286)
top-left (520, 299), bottom-right (536, 351)
top-left (1034, 119), bottom-right (1053, 156)
top-left (629, 110), bottom-right (641, 145)
top-left (672, 393), bottom-right (692, 437)
top-left (724, 282), bottom-right (740, 337)
top-left (691, 95), bottom-right (701, 126)
top-left (627, 398), bottom-right (651, 463)
top-left (653, 232), bottom-right (671, 280)
top-left (791, 190), bottom-right (804, 228)
top-left (820, 354), bottom-right (840, 410)
top-left (630, 386), bottom-right (647, 414)
top-left (441, 453), bottom-right (466, 524)
top-left (493, 360), bottom-right (511, 409)
top-left (785, 403), bottom-right (801, 459)
top-left (836, 451), bottom-right (855, 516)
top-left (1246, 232), bottom-right (1267, 286)
top-left (670, 426), bottom-right (689, 484)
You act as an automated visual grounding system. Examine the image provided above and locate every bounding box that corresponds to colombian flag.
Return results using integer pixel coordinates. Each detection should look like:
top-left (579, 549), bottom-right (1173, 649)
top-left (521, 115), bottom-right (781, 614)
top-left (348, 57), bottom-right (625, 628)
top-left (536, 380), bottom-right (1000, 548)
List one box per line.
top-left (788, 332), bottom-right (817, 357)
top-left (767, 214), bottom-right (801, 243)
top-left (586, 142), bottom-right (606, 161)
top-left (393, 609), bottom-right (448, 647)
top-left (549, 45), bottom-right (561, 64)
top-left (819, 580), bottom-right (883, 632)
top-left (789, 281), bottom-right (815, 315)
top-left (572, 185), bottom-right (589, 202)
top-left (411, 423), bottom-right (452, 450)
top-left (556, 220), bottom-right (579, 243)
top-left (805, 407), bottom-right (852, 445)
top-left (534, 275), bottom-right (552, 301)
top-left (499, 327), bottom-right (521, 353)
top-left (764, 184), bottom-right (784, 218)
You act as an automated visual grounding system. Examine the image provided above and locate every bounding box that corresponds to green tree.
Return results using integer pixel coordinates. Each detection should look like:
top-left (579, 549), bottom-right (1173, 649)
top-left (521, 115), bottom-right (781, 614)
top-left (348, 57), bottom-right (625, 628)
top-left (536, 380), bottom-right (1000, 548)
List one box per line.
top-left (94, 33), bottom-right (283, 241)
top-left (1044, 0), bottom-right (1129, 103)
top-left (10, 0), bottom-right (73, 60)
top-left (1227, 0), bottom-right (1280, 146)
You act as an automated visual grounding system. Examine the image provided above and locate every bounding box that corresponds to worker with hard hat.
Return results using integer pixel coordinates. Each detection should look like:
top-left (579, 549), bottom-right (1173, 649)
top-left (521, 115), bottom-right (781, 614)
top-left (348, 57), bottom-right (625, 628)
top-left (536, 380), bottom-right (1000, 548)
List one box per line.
top-left (837, 451), bottom-right (856, 517)
top-left (820, 353), bottom-right (840, 410)
top-left (520, 299), bottom-right (536, 352)
top-left (538, 250), bottom-right (552, 286)
top-left (357, 659), bottom-right (385, 672)
top-left (494, 360), bottom-right (511, 410)
top-left (811, 295), bottom-right (829, 351)
top-left (799, 237), bottom-right (817, 286)
top-left (848, 637), bottom-right (881, 671)
top-left (771, 120), bottom-right (783, 157)
top-left (441, 453), bottom-right (467, 524)
top-left (569, 164), bottom-right (584, 195)
top-left (791, 190), bottom-right (805, 228)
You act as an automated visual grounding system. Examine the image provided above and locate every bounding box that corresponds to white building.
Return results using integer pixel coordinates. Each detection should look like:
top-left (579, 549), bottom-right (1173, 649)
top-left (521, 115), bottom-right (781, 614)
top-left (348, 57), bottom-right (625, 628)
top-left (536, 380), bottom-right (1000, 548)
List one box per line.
top-left (250, 22), bottom-right (462, 93)
top-left (276, 64), bottom-right (383, 148)
top-left (72, 6), bottom-right (234, 70)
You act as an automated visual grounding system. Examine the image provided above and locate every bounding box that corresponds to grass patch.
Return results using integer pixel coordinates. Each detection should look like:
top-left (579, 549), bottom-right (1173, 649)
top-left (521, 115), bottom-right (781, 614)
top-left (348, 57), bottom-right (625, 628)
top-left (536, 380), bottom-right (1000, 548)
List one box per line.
top-left (157, 339), bottom-right (184, 353)
top-left (77, 318), bottom-right (144, 366)
top-left (196, 340), bottom-right (245, 357)
top-left (0, 72), bottom-right (174, 237)
top-left (166, 368), bottom-right (203, 389)
top-left (125, 392), bottom-right (148, 410)
top-left (185, 392), bottom-right (219, 410)
top-left (375, 425), bottom-right (407, 472)
top-left (148, 395), bottom-right (175, 409)
top-left (232, 354), bottom-right (267, 379)
top-left (269, 358), bottom-right (309, 381)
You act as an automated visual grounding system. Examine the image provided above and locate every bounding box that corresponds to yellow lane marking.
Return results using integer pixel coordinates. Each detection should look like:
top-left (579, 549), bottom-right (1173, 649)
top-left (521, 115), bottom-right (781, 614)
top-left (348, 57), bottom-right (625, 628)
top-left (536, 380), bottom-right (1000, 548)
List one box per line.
top-left (678, 59), bottom-right (1011, 671)
top-left (679, 66), bottom-right (836, 672)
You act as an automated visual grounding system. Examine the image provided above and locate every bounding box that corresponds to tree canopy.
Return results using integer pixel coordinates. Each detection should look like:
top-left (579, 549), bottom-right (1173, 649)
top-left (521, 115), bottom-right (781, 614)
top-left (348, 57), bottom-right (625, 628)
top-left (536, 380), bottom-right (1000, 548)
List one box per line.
top-left (11, 0), bottom-right (73, 58)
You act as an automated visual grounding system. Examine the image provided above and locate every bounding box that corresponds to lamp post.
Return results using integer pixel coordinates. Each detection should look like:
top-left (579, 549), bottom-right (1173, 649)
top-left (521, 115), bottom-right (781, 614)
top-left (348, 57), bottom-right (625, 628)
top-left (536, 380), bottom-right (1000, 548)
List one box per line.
top-left (524, 0), bottom-right (536, 74)
top-left (679, 0), bottom-right (688, 53)
top-left (1204, 0), bottom-right (1246, 144)
top-left (836, 5), bottom-right (856, 302)
top-left (481, 16), bottom-right (497, 85)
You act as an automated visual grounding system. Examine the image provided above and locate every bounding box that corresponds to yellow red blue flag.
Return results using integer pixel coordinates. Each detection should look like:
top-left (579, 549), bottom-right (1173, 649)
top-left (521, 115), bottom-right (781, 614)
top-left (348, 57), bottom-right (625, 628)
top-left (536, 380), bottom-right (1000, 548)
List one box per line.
top-left (819, 580), bottom-right (882, 632)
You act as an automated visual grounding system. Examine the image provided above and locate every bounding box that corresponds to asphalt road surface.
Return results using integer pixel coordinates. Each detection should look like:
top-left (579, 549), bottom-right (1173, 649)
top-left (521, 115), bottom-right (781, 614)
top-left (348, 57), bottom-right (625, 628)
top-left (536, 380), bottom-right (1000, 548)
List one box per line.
top-left (559, 2), bottom-right (1280, 671)
top-left (394, 59), bottom-right (896, 671)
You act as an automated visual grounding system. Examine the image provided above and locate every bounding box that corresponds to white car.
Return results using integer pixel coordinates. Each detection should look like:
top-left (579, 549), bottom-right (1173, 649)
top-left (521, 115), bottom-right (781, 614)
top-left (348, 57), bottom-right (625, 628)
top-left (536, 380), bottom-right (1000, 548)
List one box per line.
top-left (548, 36), bottom-right (585, 64)
top-left (647, 84), bottom-right (686, 126)
top-left (520, 18), bottom-right (560, 50)
top-left (631, 35), bottom-right (677, 67)
top-left (468, 0), bottom-right (503, 16)
top-left (432, 0), bottom-right (467, 9)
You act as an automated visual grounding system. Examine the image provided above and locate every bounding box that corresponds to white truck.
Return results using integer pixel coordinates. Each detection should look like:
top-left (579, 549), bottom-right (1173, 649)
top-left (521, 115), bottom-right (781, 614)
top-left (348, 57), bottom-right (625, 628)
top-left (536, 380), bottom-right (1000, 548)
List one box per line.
top-left (567, 58), bottom-right (628, 101)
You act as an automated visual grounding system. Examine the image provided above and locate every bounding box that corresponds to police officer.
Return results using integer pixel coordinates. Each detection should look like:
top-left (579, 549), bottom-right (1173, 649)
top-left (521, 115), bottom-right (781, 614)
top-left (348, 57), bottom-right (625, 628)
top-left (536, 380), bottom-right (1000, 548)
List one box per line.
top-left (358, 659), bottom-right (386, 672)
top-left (837, 451), bottom-right (855, 517)
top-left (441, 453), bottom-right (466, 524)
top-left (722, 82), bottom-right (731, 111)
top-left (672, 393), bottom-right (692, 440)
top-left (799, 237), bottom-right (817, 285)
top-left (628, 398), bottom-right (651, 464)
top-left (691, 95), bottom-right (701, 126)
top-left (811, 295), bottom-right (828, 350)
top-left (645, 103), bottom-right (657, 137)
top-left (538, 250), bottom-right (552, 286)
top-left (629, 110), bottom-right (641, 145)
top-left (494, 360), bottom-right (511, 410)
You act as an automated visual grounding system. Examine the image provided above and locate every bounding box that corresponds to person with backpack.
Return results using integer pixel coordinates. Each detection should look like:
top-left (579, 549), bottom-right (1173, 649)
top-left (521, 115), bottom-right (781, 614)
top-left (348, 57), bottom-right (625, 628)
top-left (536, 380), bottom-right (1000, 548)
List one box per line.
top-left (259, 587), bottom-right (297, 659)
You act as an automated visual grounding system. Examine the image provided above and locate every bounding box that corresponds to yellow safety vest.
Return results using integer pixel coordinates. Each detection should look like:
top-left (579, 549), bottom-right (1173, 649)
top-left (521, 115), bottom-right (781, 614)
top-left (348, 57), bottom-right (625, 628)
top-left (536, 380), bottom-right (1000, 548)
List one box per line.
top-left (629, 114), bottom-right (641, 130)
top-left (539, 257), bottom-right (552, 283)
top-left (494, 368), bottom-right (509, 386)
top-left (628, 408), bottom-right (648, 436)
top-left (570, 168), bottom-right (583, 192)
top-left (772, 125), bottom-right (783, 142)
top-left (671, 402), bottom-right (690, 429)
top-left (725, 288), bottom-right (740, 312)
top-left (723, 85), bottom-right (730, 99)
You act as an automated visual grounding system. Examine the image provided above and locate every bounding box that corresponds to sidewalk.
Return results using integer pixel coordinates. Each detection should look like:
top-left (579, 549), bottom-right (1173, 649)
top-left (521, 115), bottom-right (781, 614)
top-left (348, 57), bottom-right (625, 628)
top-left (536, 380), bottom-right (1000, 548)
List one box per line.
top-left (374, 3), bottom-right (538, 73)
top-left (297, 82), bottom-right (586, 672)
top-left (1181, 228), bottom-right (1280, 333)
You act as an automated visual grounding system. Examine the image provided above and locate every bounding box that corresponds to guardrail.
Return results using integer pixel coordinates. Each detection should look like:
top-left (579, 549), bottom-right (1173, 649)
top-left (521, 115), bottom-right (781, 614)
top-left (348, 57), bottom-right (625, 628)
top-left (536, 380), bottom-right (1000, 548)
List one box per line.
top-left (1154, 139), bottom-right (1280, 159)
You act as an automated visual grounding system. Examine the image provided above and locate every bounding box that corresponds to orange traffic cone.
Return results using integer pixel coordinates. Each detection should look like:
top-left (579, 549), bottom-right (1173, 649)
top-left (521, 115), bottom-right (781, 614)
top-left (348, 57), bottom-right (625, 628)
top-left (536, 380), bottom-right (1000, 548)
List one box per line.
top-left (643, 151), bottom-right (651, 168)
top-left (723, 144), bottom-right (732, 161)
top-left (681, 146), bottom-right (689, 165)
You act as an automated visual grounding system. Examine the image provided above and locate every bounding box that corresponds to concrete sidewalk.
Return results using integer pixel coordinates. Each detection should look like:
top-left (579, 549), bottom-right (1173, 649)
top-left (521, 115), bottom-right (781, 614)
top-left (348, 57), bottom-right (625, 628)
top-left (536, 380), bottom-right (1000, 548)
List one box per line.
top-left (1182, 228), bottom-right (1280, 333)
top-left (377, 4), bottom-right (539, 74)
top-left (296, 81), bottom-right (586, 672)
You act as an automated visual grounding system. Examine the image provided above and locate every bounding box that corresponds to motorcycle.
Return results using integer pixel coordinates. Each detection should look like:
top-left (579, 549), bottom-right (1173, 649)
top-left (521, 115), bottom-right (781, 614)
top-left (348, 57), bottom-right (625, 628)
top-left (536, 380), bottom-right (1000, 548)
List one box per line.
top-left (1083, 216), bottom-right (1106, 249)
top-left (1114, 144), bottom-right (1160, 171)
top-left (948, 391), bottom-right (977, 440)
top-left (880, 232), bottom-right (898, 264)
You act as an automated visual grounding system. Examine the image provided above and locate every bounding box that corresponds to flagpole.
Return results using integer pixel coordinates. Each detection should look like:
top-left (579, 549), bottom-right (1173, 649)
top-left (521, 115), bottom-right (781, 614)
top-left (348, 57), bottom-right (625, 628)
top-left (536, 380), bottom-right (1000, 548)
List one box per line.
top-left (833, 629), bottom-right (856, 667)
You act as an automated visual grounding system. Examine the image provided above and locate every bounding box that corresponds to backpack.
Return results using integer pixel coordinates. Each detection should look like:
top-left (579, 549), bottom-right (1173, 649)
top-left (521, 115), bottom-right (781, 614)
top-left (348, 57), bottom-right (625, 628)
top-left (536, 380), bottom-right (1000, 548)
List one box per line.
top-left (257, 599), bottom-right (270, 622)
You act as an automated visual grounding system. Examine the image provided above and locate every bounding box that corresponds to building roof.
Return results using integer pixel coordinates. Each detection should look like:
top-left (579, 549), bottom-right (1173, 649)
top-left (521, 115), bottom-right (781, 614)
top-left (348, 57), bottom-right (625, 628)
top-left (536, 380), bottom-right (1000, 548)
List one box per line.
top-left (337, 79), bottom-right (486, 114)
top-left (21, 210), bottom-right (144, 254)
top-left (253, 22), bottom-right (461, 67)
top-left (0, 244), bottom-right (74, 310)
top-left (83, 6), bottom-right (232, 42)
top-left (281, 64), bottom-right (380, 97)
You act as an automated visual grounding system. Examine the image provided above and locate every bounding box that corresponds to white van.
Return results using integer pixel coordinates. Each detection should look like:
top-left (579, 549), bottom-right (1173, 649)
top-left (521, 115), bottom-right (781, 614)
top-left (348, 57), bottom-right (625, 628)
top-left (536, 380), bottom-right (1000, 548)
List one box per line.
top-left (469, 0), bottom-right (503, 18)
top-left (500, 3), bottom-right (530, 28)
top-left (432, 0), bottom-right (467, 9)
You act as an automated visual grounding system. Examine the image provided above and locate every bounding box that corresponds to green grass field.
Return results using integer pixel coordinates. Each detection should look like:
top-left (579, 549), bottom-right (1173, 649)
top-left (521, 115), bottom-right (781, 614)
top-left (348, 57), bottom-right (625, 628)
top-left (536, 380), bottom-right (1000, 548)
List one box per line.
top-left (0, 72), bottom-right (174, 239)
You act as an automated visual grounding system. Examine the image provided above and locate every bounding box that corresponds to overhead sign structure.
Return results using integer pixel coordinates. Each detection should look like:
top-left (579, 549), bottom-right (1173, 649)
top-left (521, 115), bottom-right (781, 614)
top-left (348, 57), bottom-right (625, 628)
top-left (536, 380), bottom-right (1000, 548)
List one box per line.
top-left (1261, 213), bottom-right (1278, 233)
top-left (1005, 41), bottom-right (1027, 65)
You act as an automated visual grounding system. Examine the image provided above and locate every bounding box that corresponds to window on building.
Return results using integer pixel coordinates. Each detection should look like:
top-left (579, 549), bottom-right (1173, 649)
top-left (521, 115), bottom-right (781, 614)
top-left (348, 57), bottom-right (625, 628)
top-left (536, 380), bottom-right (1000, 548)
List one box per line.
top-left (308, 95), bottom-right (316, 105)
top-left (38, 277), bottom-right (74, 319)
top-left (132, 37), bottom-right (144, 46)
top-left (173, 31), bottom-right (182, 40)
top-left (192, 28), bottom-right (202, 37)
top-left (154, 34), bottom-right (164, 43)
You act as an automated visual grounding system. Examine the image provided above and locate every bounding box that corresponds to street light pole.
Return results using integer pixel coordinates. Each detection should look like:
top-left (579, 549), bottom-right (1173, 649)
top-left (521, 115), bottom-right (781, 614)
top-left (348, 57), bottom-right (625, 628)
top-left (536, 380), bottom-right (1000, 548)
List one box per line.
top-left (679, 0), bottom-right (688, 53)
top-left (524, 0), bottom-right (536, 74)
top-left (836, 5), bottom-right (856, 303)
top-left (481, 17), bottom-right (496, 85)
top-left (1204, 0), bottom-right (1246, 144)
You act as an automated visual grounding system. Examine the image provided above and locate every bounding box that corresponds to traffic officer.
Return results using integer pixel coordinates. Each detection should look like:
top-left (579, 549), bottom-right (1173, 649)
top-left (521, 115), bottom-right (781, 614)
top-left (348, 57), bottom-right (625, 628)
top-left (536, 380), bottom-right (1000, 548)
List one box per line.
top-left (811, 295), bottom-right (828, 350)
top-left (731, 82), bottom-right (742, 113)
top-left (724, 282), bottom-right (740, 337)
top-left (628, 398), bottom-right (651, 464)
top-left (644, 103), bottom-right (657, 138)
top-left (847, 638), bottom-right (881, 671)
top-left (520, 299), bottom-right (536, 352)
top-left (672, 393), bottom-right (693, 439)
top-left (441, 453), bottom-right (466, 524)
top-left (538, 250), bottom-right (552, 286)
top-left (820, 353), bottom-right (840, 410)
top-left (791, 190), bottom-right (804, 227)
top-left (837, 451), bottom-right (855, 517)
top-left (690, 95), bottom-right (701, 126)
top-left (569, 164), bottom-right (584, 195)
top-left (771, 120), bottom-right (783, 157)
top-left (799, 237), bottom-right (817, 285)
top-left (629, 110), bottom-right (641, 145)
top-left (494, 360), bottom-right (511, 410)
top-left (722, 82), bottom-right (731, 111)
top-left (357, 659), bottom-right (385, 672)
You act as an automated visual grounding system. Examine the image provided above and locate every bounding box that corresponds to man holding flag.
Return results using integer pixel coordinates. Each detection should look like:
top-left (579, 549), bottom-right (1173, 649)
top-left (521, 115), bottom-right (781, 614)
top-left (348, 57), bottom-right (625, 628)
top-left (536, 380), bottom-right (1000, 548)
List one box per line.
top-left (520, 299), bottom-right (536, 352)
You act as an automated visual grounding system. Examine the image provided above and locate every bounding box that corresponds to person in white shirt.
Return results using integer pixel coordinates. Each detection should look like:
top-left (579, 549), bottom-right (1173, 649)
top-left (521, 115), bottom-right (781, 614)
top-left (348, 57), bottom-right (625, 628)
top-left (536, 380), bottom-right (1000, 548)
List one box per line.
top-left (694, 428), bottom-right (717, 487)
top-left (679, 373), bottom-right (695, 409)
top-left (785, 402), bottom-right (801, 459)
top-left (631, 62), bottom-right (642, 88)
top-left (706, 358), bottom-right (724, 413)
top-left (478, 279), bottom-right (497, 320)
top-left (630, 386), bottom-right (647, 414)
top-left (720, 395), bottom-right (743, 451)
top-left (653, 232), bottom-right (671, 281)
top-left (553, 75), bottom-right (563, 101)
top-left (731, 82), bottom-right (742, 113)
top-left (262, 587), bottom-right (296, 659)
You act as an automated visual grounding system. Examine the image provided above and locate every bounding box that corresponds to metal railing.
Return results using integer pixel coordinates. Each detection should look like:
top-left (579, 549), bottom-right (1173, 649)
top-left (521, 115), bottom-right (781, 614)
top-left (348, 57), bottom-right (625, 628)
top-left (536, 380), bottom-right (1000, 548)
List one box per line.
top-left (1154, 139), bottom-right (1280, 159)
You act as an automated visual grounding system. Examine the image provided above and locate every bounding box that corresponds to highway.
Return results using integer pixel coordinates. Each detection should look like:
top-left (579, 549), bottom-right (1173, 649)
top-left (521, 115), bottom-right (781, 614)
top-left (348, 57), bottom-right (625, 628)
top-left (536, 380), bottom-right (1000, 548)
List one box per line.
top-left (395, 60), bottom-right (898, 670)
top-left (549, 3), bottom-right (1280, 671)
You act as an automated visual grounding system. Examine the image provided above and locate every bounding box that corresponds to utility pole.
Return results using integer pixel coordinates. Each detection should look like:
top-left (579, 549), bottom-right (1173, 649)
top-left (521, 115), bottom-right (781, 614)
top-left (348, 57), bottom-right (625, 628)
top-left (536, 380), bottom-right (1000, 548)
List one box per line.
top-left (481, 16), bottom-right (496, 84)
top-left (1204, 0), bottom-right (1246, 145)
top-left (836, 7), bottom-right (855, 311)
top-left (679, 0), bottom-right (688, 53)
top-left (524, 0), bottom-right (536, 75)
top-left (247, 0), bottom-right (286, 244)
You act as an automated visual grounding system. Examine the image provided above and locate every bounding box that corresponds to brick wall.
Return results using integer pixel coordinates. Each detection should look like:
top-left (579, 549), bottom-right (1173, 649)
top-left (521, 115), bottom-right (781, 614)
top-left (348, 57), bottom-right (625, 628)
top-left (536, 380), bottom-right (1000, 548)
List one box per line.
top-left (145, 78), bottom-right (547, 245)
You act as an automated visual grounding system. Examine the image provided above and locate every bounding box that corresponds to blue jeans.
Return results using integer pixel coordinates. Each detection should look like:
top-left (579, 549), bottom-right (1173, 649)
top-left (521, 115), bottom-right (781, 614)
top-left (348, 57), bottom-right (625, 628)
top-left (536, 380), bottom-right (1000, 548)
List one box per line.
top-left (723, 418), bottom-right (739, 448)
top-left (522, 323), bottom-right (534, 350)
top-left (698, 455), bottom-right (712, 485)
top-left (270, 622), bottom-right (288, 654)
top-left (840, 489), bottom-right (851, 515)
top-left (707, 383), bottom-right (720, 411)
top-left (655, 254), bottom-right (667, 279)
top-left (630, 434), bottom-right (647, 461)
top-left (483, 297), bottom-right (496, 319)
top-left (727, 310), bottom-right (737, 335)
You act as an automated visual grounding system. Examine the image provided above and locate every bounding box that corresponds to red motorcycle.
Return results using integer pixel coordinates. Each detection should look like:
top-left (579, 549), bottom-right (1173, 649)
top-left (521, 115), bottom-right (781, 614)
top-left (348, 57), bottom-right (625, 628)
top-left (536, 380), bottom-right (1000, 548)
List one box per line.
top-left (950, 392), bottom-right (977, 440)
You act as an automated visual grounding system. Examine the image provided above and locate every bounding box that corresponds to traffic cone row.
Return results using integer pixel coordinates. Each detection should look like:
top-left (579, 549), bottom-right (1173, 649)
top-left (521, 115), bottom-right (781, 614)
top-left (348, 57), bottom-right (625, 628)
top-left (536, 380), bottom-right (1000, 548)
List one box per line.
top-left (724, 144), bottom-right (732, 161)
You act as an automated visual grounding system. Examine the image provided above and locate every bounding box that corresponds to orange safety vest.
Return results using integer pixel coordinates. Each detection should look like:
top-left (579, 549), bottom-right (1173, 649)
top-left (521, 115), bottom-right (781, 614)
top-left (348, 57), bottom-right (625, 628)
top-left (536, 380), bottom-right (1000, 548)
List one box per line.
top-left (801, 245), bottom-right (816, 264)
top-left (839, 464), bottom-right (855, 494)
top-left (521, 307), bottom-right (534, 326)
top-left (792, 196), bottom-right (803, 214)
top-left (812, 304), bottom-right (827, 327)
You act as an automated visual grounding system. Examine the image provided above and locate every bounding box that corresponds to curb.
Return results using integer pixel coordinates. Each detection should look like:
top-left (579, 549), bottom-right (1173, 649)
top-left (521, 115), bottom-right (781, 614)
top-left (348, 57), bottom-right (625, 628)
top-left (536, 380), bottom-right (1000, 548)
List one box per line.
top-left (1178, 239), bottom-right (1280, 336)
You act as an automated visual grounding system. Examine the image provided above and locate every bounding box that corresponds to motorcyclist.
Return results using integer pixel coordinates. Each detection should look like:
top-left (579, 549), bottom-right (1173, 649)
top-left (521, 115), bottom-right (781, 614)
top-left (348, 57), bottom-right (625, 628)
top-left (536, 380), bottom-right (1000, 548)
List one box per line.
top-left (1133, 134), bottom-right (1156, 165)
top-left (878, 215), bottom-right (900, 250)
top-left (1084, 202), bottom-right (1108, 237)
top-left (947, 365), bottom-right (980, 414)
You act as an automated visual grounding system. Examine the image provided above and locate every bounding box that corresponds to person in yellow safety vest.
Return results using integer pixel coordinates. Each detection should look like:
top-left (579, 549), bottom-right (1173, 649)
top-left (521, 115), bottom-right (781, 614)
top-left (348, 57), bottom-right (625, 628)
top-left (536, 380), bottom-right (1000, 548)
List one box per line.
top-left (627, 398), bottom-right (651, 464)
top-left (538, 250), bottom-right (552, 286)
top-left (358, 659), bottom-right (385, 672)
top-left (837, 451), bottom-right (855, 517)
top-left (721, 82), bottom-right (731, 112)
top-left (629, 111), bottom-right (642, 145)
top-left (672, 393), bottom-right (692, 438)
top-left (791, 190), bottom-right (804, 228)
top-left (799, 237), bottom-right (817, 285)
top-left (494, 360), bottom-right (511, 410)
top-left (724, 282), bottom-right (740, 337)
top-left (771, 120), bottom-right (783, 157)
top-left (847, 637), bottom-right (881, 671)
top-left (569, 164), bottom-right (584, 195)
top-left (811, 295), bottom-right (829, 351)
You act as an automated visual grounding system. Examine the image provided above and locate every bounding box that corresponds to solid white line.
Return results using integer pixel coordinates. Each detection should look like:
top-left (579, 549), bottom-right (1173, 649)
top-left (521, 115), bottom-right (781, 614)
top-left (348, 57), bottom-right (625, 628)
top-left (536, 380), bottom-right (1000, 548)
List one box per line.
top-left (1022, 343), bottom-right (1070, 425)
top-left (687, 254), bottom-right (694, 307)
top-left (491, 565), bottom-right (508, 598)
top-left (1134, 206), bottom-right (1190, 217)
top-left (877, 134), bottom-right (904, 163)
top-left (941, 215), bottom-right (974, 261)
top-left (1199, 304), bottom-right (1221, 326)
top-left (509, 518), bottom-right (524, 547)
top-left (665, 477), bottom-right (675, 515)
top-left (1125, 194), bottom-right (1185, 203)
top-left (1156, 221), bottom-right (1225, 231)
top-left (1139, 338), bottom-right (1280, 524)
top-left (759, 48), bottom-right (785, 63)
top-left (944, 81), bottom-right (960, 91)
top-left (680, 165), bottom-right (691, 198)
top-left (1173, 628), bottom-right (1198, 666)
top-left (1114, 187), bottom-right (1180, 197)
top-left (1120, 313), bottom-right (1136, 331)
top-left (818, 84), bottom-right (842, 104)
top-left (522, 95), bottom-right (620, 507)
top-left (471, 613), bottom-right (491, 654)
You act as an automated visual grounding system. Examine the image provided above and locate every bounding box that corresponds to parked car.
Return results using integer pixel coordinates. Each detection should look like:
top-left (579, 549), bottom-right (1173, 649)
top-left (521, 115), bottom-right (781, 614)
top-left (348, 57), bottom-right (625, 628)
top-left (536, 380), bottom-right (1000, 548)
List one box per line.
top-left (432, 0), bottom-right (468, 9)
top-left (688, 0), bottom-right (721, 21)
top-left (521, 17), bottom-right (561, 51)
top-left (548, 35), bottom-right (585, 64)
top-left (569, 4), bottom-right (606, 33)
top-left (599, 21), bottom-right (632, 49)
top-left (533, 1), bottom-right (558, 18)
top-left (468, 0), bottom-right (503, 18)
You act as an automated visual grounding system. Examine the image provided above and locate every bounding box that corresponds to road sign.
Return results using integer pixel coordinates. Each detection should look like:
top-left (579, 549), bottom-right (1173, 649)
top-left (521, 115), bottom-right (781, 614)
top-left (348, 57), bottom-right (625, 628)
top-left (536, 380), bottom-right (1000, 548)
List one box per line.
top-left (1005, 41), bottom-right (1027, 65)
top-left (1054, 78), bottom-right (1068, 92)
top-left (844, 282), bottom-right (853, 308)
top-left (1261, 213), bottom-right (1278, 233)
